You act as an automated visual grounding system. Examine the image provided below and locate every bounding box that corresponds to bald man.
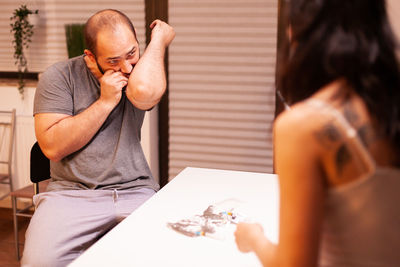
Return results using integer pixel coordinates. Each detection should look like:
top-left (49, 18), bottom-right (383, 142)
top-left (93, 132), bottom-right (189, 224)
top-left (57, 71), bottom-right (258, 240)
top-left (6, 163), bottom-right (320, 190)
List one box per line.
top-left (22, 9), bottom-right (175, 266)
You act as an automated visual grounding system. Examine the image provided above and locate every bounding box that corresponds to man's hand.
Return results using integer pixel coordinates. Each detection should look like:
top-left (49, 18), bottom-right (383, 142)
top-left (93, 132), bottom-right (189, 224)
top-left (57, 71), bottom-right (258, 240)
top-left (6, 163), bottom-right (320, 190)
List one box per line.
top-left (99, 70), bottom-right (128, 109)
top-left (150, 20), bottom-right (175, 48)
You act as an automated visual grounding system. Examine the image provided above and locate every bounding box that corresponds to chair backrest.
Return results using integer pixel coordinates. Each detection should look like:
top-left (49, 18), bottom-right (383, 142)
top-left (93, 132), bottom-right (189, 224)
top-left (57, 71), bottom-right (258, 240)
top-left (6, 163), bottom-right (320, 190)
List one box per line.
top-left (0, 109), bottom-right (16, 191)
top-left (30, 142), bottom-right (50, 183)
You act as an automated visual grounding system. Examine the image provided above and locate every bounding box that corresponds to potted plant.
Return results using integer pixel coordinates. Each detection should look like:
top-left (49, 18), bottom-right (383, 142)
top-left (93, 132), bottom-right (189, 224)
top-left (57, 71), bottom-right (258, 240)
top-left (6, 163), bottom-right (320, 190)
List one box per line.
top-left (10, 5), bottom-right (38, 97)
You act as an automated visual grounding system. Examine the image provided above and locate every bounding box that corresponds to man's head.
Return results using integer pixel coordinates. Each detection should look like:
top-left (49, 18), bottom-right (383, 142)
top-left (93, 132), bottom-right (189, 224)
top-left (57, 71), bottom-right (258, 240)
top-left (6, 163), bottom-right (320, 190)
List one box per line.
top-left (84, 9), bottom-right (139, 77)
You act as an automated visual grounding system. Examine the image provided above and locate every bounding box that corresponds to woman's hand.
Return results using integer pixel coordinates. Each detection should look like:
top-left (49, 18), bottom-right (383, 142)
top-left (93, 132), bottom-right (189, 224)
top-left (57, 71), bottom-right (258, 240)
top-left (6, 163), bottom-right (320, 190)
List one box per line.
top-left (235, 222), bottom-right (277, 267)
top-left (235, 222), bottom-right (265, 252)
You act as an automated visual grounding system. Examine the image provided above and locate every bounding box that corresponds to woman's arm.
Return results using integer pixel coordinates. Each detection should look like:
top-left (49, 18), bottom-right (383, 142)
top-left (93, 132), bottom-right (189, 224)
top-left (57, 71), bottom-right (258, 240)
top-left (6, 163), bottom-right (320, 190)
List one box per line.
top-left (274, 110), bottom-right (326, 266)
top-left (235, 223), bottom-right (277, 266)
top-left (235, 107), bottom-right (327, 266)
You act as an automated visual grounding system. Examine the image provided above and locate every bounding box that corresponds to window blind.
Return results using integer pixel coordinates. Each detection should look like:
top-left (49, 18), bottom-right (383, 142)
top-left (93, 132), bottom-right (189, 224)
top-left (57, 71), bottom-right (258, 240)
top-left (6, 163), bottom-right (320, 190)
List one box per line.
top-left (168, 0), bottom-right (278, 179)
top-left (0, 0), bottom-right (146, 72)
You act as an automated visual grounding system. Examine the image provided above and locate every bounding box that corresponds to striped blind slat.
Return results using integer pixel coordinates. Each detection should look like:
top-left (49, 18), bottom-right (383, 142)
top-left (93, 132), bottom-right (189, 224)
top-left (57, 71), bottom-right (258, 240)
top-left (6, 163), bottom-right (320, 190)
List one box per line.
top-left (168, 0), bottom-right (278, 179)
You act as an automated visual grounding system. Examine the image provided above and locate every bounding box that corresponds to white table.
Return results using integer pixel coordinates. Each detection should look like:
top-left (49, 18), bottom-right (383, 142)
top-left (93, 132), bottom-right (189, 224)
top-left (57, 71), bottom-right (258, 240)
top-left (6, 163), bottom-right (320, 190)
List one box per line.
top-left (69, 167), bottom-right (280, 267)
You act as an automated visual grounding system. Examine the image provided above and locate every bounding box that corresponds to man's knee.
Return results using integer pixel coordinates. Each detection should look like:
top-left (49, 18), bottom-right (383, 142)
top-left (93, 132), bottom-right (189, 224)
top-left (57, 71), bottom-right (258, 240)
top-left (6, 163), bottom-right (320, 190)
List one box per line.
top-left (21, 247), bottom-right (61, 267)
top-left (21, 217), bottom-right (72, 267)
top-left (22, 243), bottom-right (79, 267)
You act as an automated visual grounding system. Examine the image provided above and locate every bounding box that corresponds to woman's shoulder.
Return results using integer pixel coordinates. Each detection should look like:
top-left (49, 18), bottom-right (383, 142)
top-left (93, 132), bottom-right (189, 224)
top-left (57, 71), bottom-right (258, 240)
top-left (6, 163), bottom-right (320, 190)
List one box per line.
top-left (274, 98), bottom-right (330, 138)
top-left (275, 80), bottom-right (359, 140)
top-left (275, 82), bottom-right (385, 186)
top-left (273, 98), bottom-right (336, 171)
top-left (274, 84), bottom-right (354, 160)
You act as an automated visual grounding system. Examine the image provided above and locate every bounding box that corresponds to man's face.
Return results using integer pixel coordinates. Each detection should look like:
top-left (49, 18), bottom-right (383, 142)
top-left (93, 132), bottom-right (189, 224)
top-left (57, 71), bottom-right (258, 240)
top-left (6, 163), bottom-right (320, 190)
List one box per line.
top-left (94, 25), bottom-right (139, 77)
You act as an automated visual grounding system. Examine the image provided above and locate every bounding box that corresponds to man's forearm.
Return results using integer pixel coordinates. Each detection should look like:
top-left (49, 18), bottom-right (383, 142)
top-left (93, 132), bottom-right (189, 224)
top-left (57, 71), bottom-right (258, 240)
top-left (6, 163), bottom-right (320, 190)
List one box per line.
top-left (35, 99), bottom-right (114, 162)
top-left (126, 19), bottom-right (174, 110)
top-left (126, 40), bottom-right (167, 110)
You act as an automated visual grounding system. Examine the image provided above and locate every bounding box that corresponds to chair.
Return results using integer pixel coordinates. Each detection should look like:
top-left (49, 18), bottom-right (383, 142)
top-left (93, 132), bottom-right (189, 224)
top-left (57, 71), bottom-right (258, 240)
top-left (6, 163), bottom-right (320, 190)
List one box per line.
top-left (10, 141), bottom-right (50, 260)
top-left (0, 109), bottom-right (16, 199)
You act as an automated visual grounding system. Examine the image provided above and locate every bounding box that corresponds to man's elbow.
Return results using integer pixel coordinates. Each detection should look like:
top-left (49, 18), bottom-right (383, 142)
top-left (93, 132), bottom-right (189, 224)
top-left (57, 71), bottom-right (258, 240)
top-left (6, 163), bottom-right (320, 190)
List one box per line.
top-left (127, 83), bottom-right (157, 100)
top-left (126, 83), bottom-right (164, 109)
top-left (40, 146), bottom-right (63, 162)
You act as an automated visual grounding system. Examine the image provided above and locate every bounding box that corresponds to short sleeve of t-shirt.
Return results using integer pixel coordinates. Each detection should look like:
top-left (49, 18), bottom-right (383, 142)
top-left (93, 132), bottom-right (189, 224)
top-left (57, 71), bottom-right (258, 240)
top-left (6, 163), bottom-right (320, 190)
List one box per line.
top-left (34, 61), bottom-right (74, 116)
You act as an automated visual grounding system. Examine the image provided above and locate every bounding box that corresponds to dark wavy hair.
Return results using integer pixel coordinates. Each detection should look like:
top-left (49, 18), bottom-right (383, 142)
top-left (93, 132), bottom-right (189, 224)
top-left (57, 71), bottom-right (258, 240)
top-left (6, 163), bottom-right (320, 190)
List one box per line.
top-left (277, 0), bottom-right (400, 152)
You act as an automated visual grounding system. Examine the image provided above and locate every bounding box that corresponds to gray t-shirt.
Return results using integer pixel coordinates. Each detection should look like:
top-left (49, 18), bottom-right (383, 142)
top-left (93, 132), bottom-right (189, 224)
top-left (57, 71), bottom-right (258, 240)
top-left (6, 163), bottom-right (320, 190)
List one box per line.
top-left (34, 55), bottom-right (159, 192)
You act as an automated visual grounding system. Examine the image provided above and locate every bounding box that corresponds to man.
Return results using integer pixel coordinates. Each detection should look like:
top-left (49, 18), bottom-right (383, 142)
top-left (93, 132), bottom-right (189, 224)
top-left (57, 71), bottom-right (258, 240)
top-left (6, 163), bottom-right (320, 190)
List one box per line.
top-left (21, 9), bottom-right (175, 266)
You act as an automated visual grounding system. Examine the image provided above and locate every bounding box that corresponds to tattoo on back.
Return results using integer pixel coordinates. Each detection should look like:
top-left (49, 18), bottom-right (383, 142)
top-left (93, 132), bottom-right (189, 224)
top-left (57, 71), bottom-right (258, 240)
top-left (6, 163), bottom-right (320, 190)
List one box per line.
top-left (343, 102), bottom-right (375, 147)
top-left (357, 124), bottom-right (374, 147)
top-left (314, 101), bottom-right (377, 177)
top-left (314, 123), bottom-right (341, 148)
top-left (336, 145), bottom-right (351, 175)
top-left (343, 103), bottom-right (359, 125)
top-left (314, 122), bottom-right (352, 176)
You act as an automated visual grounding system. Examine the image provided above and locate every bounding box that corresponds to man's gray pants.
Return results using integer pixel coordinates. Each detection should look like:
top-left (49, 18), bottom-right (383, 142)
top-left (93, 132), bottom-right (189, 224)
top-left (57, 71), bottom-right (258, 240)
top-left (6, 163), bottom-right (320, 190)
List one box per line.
top-left (21, 187), bottom-right (155, 267)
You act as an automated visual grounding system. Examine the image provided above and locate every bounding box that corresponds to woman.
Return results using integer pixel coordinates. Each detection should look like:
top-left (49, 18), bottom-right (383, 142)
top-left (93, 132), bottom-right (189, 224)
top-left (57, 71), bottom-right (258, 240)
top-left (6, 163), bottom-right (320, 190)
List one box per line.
top-left (235, 0), bottom-right (400, 266)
